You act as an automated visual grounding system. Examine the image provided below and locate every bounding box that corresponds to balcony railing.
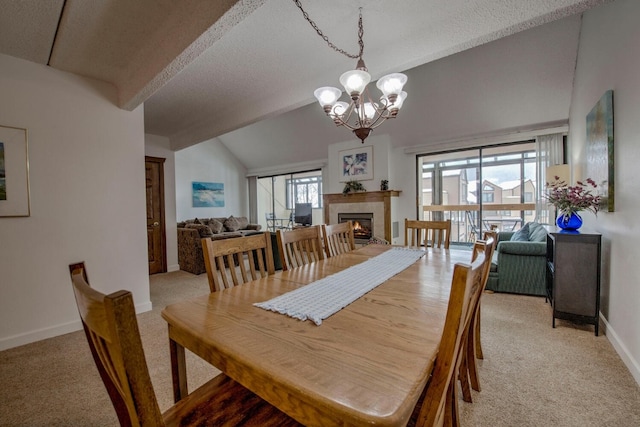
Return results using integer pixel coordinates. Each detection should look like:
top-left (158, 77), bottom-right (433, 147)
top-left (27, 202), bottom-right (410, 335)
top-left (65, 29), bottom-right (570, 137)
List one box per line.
top-left (421, 203), bottom-right (536, 245)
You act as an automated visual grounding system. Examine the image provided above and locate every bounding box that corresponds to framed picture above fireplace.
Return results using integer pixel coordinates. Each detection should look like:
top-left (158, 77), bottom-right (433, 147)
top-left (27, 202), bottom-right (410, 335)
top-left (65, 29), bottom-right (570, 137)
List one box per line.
top-left (340, 145), bottom-right (373, 182)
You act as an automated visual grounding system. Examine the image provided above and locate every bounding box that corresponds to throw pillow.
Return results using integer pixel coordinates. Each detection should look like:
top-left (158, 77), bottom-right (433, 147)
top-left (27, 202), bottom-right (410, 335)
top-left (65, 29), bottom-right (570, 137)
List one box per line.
top-left (235, 216), bottom-right (249, 230)
top-left (185, 223), bottom-right (213, 237)
top-left (223, 216), bottom-right (240, 232)
top-left (208, 219), bottom-right (224, 234)
top-left (510, 223), bottom-right (530, 241)
top-left (528, 222), bottom-right (547, 242)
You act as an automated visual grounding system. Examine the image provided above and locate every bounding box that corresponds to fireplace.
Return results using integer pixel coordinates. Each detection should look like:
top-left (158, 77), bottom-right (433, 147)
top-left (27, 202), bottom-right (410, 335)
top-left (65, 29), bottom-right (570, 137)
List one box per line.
top-left (338, 213), bottom-right (373, 243)
top-left (324, 190), bottom-right (401, 244)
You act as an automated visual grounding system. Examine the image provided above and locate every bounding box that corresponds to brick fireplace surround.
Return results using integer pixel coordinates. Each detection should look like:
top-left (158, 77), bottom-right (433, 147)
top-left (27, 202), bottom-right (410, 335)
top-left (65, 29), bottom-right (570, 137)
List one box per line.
top-left (323, 190), bottom-right (401, 243)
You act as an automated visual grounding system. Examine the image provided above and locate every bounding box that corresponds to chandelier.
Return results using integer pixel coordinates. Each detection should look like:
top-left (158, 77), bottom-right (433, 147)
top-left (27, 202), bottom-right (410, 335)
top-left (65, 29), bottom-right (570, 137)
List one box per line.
top-left (294, 1), bottom-right (408, 143)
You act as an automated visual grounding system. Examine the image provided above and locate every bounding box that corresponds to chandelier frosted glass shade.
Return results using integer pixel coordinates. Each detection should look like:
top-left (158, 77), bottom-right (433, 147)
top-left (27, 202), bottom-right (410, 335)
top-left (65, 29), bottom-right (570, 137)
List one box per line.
top-left (313, 87), bottom-right (342, 113)
top-left (339, 69), bottom-right (371, 98)
top-left (376, 73), bottom-right (407, 100)
top-left (382, 90), bottom-right (407, 112)
top-left (313, 70), bottom-right (408, 143)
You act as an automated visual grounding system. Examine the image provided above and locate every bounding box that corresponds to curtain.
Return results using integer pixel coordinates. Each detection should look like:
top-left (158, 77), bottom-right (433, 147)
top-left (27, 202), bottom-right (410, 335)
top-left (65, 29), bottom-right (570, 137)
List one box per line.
top-left (535, 133), bottom-right (565, 223)
top-left (248, 176), bottom-right (258, 224)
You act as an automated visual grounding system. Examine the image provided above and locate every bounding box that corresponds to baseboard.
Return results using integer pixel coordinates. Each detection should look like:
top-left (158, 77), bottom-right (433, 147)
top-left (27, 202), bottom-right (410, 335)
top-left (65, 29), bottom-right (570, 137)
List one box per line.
top-left (137, 301), bottom-right (153, 313)
top-left (167, 263), bottom-right (180, 272)
top-left (600, 312), bottom-right (640, 386)
top-left (0, 301), bottom-right (153, 352)
top-left (0, 319), bottom-right (83, 352)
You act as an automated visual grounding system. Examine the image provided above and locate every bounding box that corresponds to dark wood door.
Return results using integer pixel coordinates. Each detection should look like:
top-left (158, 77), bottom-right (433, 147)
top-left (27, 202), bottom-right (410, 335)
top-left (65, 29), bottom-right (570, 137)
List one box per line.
top-left (146, 157), bottom-right (166, 274)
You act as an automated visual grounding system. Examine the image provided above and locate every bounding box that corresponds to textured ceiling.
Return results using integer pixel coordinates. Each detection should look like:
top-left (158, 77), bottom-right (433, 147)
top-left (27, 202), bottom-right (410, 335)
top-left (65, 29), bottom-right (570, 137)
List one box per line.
top-left (0, 0), bottom-right (614, 170)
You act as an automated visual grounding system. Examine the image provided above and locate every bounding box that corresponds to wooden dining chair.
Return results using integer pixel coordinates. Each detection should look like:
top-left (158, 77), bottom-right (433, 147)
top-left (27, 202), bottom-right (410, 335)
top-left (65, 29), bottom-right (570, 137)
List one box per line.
top-left (68, 262), bottom-right (301, 427)
top-left (456, 235), bottom-right (496, 404)
top-left (452, 247), bottom-right (492, 426)
top-left (322, 221), bottom-right (356, 258)
top-left (202, 232), bottom-right (275, 292)
top-left (409, 252), bottom-right (486, 427)
top-left (276, 225), bottom-right (325, 271)
top-left (475, 230), bottom-right (497, 359)
top-left (405, 219), bottom-right (452, 249)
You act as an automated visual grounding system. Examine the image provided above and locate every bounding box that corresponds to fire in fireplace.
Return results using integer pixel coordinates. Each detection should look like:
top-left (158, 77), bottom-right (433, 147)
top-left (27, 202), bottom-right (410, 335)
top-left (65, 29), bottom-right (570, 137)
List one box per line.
top-left (338, 213), bottom-right (373, 243)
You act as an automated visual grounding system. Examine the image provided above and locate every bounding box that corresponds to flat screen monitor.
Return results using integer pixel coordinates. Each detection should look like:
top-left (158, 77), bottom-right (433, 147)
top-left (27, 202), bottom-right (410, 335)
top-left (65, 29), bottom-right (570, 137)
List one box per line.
top-left (294, 203), bottom-right (312, 226)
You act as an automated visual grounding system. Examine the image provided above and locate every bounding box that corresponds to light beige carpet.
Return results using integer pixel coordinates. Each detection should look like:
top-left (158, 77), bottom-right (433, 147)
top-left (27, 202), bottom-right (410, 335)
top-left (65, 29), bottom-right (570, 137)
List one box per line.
top-left (1, 270), bottom-right (639, 426)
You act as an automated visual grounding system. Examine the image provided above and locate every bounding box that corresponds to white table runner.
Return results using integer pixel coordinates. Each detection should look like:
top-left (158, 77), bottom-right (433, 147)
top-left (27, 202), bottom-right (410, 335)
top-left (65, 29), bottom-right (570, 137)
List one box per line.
top-left (254, 247), bottom-right (426, 325)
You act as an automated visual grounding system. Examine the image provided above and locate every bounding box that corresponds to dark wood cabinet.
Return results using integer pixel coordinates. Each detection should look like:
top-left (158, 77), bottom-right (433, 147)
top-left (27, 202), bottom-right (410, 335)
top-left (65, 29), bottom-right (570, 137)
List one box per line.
top-left (546, 228), bottom-right (601, 336)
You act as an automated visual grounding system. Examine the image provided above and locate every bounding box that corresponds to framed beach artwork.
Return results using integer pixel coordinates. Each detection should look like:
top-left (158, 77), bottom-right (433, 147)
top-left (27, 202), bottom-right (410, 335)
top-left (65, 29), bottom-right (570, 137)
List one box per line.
top-left (192, 182), bottom-right (224, 207)
top-left (0, 125), bottom-right (30, 217)
top-left (586, 90), bottom-right (614, 212)
top-left (340, 145), bottom-right (373, 181)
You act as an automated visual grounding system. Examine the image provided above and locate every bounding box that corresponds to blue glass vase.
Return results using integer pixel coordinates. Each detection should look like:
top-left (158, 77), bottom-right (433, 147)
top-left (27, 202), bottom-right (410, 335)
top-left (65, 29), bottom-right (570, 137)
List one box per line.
top-left (556, 211), bottom-right (583, 231)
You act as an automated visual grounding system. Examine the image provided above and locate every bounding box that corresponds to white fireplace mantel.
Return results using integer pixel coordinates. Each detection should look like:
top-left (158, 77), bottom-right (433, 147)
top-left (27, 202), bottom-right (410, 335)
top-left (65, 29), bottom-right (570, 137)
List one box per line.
top-left (323, 190), bottom-right (401, 243)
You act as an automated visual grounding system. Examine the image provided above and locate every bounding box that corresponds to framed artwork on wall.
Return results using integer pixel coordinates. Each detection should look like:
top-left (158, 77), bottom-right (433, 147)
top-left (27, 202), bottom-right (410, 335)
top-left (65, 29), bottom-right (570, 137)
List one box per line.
top-left (0, 125), bottom-right (30, 217)
top-left (586, 90), bottom-right (614, 212)
top-left (192, 181), bottom-right (224, 207)
top-left (340, 145), bottom-right (373, 182)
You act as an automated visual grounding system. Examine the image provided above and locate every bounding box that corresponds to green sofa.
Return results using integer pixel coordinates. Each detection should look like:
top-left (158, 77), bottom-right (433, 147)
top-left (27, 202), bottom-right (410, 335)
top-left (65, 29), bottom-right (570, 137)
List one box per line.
top-left (486, 222), bottom-right (548, 297)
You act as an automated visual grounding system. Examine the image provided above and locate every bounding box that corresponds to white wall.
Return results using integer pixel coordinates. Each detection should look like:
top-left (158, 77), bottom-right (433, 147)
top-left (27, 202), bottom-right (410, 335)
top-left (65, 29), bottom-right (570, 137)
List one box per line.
top-left (145, 134), bottom-right (179, 272)
top-left (0, 54), bottom-right (149, 351)
top-left (175, 138), bottom-right (249, 221)
top-left (568, 0), bottom-right (640, 384)
top-left (326, 135), bottom-right (392, 195)
top-left (390, 144), bottom-right (419, 244)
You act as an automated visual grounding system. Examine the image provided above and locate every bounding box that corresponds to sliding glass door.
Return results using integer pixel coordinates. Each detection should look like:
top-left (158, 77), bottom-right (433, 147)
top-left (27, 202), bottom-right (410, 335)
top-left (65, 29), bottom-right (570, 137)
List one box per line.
top-left (418, 149), bottom-right (480, 244)
top-left (257, 170), bottom-right (323, 232)
top-left (480, 144), bottom-right (537, 233)
top-left (417, 141), bottom-right (539, 245)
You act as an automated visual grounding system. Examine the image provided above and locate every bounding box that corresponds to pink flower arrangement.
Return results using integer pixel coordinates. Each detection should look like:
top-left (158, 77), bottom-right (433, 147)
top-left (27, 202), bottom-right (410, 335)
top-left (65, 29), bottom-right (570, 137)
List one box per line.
top-left (544, 177), bottom-right (601, 216)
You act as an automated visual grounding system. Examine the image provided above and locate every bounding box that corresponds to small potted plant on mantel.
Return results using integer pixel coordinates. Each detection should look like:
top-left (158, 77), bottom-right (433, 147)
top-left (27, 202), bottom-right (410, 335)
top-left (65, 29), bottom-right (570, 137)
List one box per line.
top-left (342, 180), bottom-right (366, 195)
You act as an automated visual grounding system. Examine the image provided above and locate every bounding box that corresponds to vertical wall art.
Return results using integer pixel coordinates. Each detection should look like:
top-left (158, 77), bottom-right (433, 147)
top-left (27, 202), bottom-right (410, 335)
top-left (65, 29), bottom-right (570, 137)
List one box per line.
top-left (192, 182), bottom-right (224, 207)
top-left (586, 90), bottom-right (614, 212)
top-left (0, 125), bottom-right (30, 217)
top-left (340, 145), bottom-right (373, 181)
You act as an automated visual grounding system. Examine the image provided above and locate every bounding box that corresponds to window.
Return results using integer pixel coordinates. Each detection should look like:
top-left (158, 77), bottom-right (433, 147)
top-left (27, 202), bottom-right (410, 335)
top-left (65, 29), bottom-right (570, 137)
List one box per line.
top-left (482, 192), bottom-right (494, 203)
top-left (286, 175), bottom-right (322, 209)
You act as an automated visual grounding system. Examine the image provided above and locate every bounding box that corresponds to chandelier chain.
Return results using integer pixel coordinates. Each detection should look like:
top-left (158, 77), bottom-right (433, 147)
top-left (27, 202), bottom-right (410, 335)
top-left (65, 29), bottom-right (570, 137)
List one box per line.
top-left (292, 0), bottom-right (364, 60)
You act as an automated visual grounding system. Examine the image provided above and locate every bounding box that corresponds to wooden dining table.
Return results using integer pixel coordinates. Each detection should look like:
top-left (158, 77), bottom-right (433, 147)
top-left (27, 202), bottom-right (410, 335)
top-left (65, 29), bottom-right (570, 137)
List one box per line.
top-left (161, 244), bottom-right (472, 426)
